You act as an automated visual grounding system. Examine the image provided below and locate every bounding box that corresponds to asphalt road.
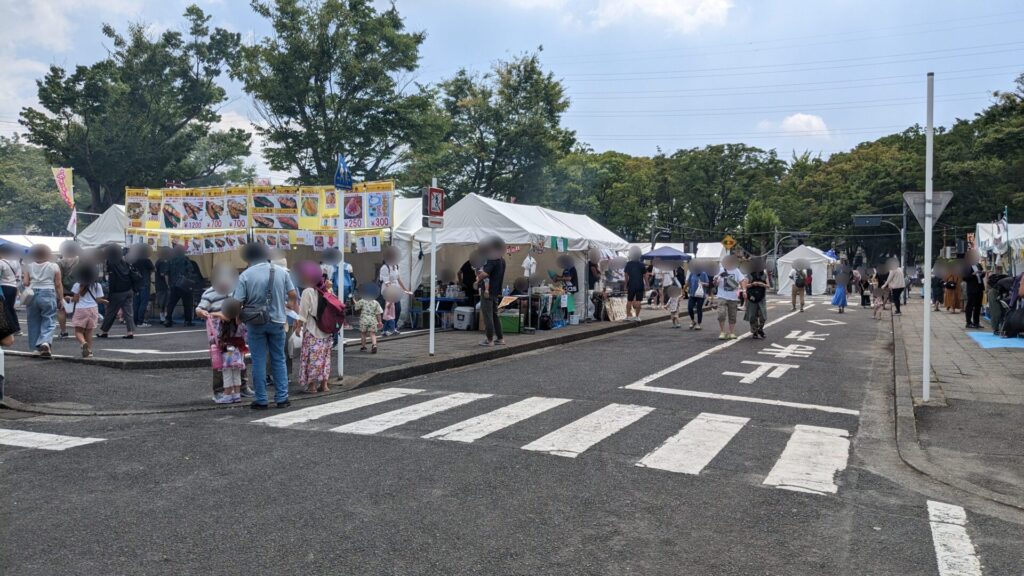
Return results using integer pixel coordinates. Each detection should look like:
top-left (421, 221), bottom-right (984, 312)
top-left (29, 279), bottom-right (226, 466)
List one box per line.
top-left (2, 296), bottom-right (1022, 575)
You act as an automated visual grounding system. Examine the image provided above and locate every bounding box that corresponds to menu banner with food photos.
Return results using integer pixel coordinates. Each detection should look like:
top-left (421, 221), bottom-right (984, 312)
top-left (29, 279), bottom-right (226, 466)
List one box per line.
top-left (299, 186), bottom-right (328, 230)
top-left (252, 229), bottom-right (293, 250)
top-left (125, 188), bottom-right (147, 228)
top-left (224, 186), bottom-right (249, 229)
top-left (145, 189), bottom-right (164, 229)
top-left (341, 182), bottom-right (394, 230)
top-left (202, 188), bottom-right (226, 229)
top-left (251, 186), bottom-right (300, 230)
top-left (180, 189), bottom-right (207, 229)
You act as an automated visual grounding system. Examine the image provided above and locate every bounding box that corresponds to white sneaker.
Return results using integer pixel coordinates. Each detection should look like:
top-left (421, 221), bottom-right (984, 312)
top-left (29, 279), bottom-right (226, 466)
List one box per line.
top-left (214, 394), bottom-right (233, 404)
top-left (231, 394), bottom-right (242, 403)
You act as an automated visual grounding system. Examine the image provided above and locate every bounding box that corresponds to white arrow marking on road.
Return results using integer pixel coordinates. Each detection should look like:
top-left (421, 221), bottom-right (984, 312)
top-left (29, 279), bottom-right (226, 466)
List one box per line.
top-left (0, 429), bottom-right (105, 451)
top-left (424, 396), bottom-right (571, 443)
top-left (104, 348), bottom-right (209, 355)
top-left (722, 361), bottom-right (800, 384)
top-left (331, 393), bottom-right (492, 435)
top-left (763, 424), bottom-right (850, 494)
top-left (927, 501), bottom-right (982, 576)
top-left (785, 330), bottom-right (829, 342)
top-left (522, 403), bottom-right (654, 458)
top-left (637, 412), bottom-right (748, 475)
top-left (622, 304), bottom-right (815, 389)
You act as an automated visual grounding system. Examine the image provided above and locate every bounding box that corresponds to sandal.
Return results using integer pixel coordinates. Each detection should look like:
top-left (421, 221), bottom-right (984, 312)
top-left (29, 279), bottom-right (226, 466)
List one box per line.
top-left (371, 345), bottom-right (377, 354)
top-left (360, 346), bottom-right (367, 352)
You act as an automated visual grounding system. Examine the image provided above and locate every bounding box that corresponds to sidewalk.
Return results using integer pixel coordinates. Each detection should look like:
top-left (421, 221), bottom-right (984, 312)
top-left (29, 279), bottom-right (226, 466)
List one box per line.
top-left (893, 299), bottom-right (1024, 509)
top-left (1, 312), bottom-right (669, 415)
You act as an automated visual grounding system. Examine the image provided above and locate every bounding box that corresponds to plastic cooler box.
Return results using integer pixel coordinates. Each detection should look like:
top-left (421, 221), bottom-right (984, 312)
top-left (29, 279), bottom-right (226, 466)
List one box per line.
top-left (453, 306), bottom-right (475, 330)
top-left (499, 312), bottom-right (521, 334)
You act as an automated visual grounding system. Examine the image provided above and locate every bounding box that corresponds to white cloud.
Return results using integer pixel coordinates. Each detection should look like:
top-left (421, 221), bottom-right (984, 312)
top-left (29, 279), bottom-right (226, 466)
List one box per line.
top-left (758, 113), bottom-right (830, 138)
top-left (0, 0), bottom-right (142, 53)
top-left (497, 0), bottom-right (732, 34)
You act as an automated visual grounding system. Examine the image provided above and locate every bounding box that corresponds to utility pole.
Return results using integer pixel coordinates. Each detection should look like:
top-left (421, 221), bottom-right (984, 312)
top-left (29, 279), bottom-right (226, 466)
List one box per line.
top-left (922, 72), bottom-right (934, 403)
top-left (649, 209), bottom-right (659, 251)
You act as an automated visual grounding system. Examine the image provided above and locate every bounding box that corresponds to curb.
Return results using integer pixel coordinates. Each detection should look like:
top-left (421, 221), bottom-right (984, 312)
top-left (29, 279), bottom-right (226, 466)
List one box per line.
top-left (0, 329), bottom-right (440, 370)
top-left (1, 315), bottom-right (668, 417)
top-left (889, 312), bottom-right (1024, 511)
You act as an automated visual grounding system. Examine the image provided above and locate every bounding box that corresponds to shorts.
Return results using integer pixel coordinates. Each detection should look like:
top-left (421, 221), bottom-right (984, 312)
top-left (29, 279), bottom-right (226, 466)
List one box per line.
top-left (717, 300), bottom-right (739, 324)
top-left (71, 307), bottom-right (99, 331)
top-left (627, 287), bottom-right (645, 302)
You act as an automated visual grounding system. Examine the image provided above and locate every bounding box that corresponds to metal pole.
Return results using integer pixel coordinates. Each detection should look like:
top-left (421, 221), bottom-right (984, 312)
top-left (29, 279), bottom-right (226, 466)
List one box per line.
top-left (429, 177), bottom-right (437, 356)
top-left (336, 156), bottom-right (345, 379)
top-left (901, 201), bottom-right (908, 304)
top-left (922, 72), bottom-right (934, 402)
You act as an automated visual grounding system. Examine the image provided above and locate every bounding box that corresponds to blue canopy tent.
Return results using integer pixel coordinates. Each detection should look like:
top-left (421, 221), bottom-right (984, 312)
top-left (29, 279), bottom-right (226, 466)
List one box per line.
top-left (641, 246), bottom-right (692, 261)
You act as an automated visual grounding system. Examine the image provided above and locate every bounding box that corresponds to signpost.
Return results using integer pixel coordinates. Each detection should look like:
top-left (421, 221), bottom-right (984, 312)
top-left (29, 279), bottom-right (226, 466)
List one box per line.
top-left (922, 73), bottom-right (935, 403)
top-left (721, 235), bottom-right (737, 251)
top-left (424, 182), bottom-right (443, 356)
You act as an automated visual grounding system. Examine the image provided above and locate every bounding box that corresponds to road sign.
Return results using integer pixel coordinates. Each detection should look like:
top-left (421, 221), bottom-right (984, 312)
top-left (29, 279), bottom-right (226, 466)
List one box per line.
top-left (853, 215), bottom-right (883, 227)
top-left (721, 235), bottom-right (736, 250)
top-left (422, 186), bottom-right (445, 228)
top-left (903, 191), bottom-right (953, 228)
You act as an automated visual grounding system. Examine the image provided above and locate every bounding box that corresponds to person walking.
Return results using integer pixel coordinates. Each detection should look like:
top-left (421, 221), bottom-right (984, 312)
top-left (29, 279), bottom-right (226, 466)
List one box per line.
top-left (154, 247), bottom-right (171, 324)
top-left (69, 264), bottom-right (104, 358)
top-left (129, 245), bottom-right (155, 327)
top-left (930, 268), bottom-right (944, 312)
top-left (744, 263), bottom-right (769, 338)
top-left (788, 267), bottom-right (806, 312)
top-left (804, 268), bottom-right (813, 296)
top-left (55, 241), bottom-right (80, 339)
top-left (0, 244), bottom-right (21, 336)
top-left (295, 262), bottom-right (335, 394)
top-left (98, 245), bottom-right (137, 339)
top-left (962, 253), bottom-right (986, 329)
top-left (832, 270), bottom-right (849, 313)
top-left (212, 299), bottom-right (247, 404)
top-left (164, 246), bottom-right (196, 327)
top-left (377, 252), bottom-right (408, 336)
top-left (477, 239), bottom-right (507, 346)
top-left (196, 264), bottom-right (252, 403)
top-left (355, 286), bottom-right (384, 353)
top-left (882, 258), bottom-right (905, 316)
top-left (22, 244), bottom-right (63, 357)
top-left (624, 252), bottom-right (646, 322)
top-left (716, 255), bottom-right (745, 340)
top-left (234, 243), bottom-right (297, 410)
top-left (986, 266), bottom-right (1009, 335)
top-left (686, 266), bottom-right (709, 330)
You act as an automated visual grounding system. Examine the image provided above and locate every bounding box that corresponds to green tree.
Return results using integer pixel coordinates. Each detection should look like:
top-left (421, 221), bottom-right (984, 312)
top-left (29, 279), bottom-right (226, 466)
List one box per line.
top-left (233, 0), bottom-right (431, 184)
top-left (0, 136), bottom-right (82, 235)
top-left (743, 198), bottom-right (781, 254)
top-left (20, 5), bottom-right (248, 209)
top-left (409, 53), bottom-right (575, 204)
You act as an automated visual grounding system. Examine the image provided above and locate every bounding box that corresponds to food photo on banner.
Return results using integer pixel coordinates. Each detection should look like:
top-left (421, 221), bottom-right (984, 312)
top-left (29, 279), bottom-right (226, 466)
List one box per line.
top-left (125, 188), bottom-right (146, 228)
top-left (225, 186), bottom-right (249, 228)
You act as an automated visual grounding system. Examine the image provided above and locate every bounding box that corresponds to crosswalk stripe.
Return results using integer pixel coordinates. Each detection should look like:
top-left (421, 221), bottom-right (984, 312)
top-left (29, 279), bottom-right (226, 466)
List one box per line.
top-left (762, 424), bottom-right (850, 494)
top-left (331, 393), bottom-right (493, 436)
top-left (251, 387), bottom-right (424, 428)
top-left (0, 429), bottom-right (105, 451)
top-left (522, 403), bottom-right (654, 458)
top-left (927, 501), bottom-right (983, 576)
top-left (636, 413), bottom-right (749, 474)
top-left (423, 396), bottom-right (572, 443)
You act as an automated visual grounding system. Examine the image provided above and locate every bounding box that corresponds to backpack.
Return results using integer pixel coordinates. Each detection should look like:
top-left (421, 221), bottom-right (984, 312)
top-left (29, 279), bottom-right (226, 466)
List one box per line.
top-left (315, 286), bottom-right (346, 335)
top-left (110, 261), bottom-right (142, 292)
top-left (794, 271), bottom-right (806, 289)
top-left (538, 313), bottom-right (553, 330)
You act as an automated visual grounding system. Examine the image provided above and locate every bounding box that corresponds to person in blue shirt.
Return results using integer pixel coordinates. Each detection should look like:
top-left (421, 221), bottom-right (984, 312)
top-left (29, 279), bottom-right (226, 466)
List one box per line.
top-left (686, 265), bottom-right (710, 330)
top-left (234, 242), bottom-right (298, 409)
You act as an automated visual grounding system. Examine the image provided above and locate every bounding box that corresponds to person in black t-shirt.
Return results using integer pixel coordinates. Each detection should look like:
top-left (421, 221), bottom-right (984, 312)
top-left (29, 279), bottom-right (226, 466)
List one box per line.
top-left (154, 247), bottom-right (171, 324)
top-left (129, 245), bottom-right (155, 326)
top-left (743, 264), bottom-right (769, 339)
top-left (459, 260), bottom-right (478, 305)
top-left (477, 238), bottom-right (507, 346)
top-left (624, 255), bottom-right (647, 322)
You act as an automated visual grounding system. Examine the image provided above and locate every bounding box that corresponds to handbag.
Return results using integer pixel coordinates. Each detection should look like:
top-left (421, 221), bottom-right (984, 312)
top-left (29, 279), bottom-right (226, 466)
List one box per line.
top-left (240, 265), bottom-right (275, 325)
top-left (693, 283), bottom-right (705, 299)
top-left (19, 286), bottom-right (34, 307)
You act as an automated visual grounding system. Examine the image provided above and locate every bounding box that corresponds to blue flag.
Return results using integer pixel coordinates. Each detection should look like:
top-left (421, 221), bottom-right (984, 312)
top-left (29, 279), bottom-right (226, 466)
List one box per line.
top-left (334, 154), bottom-right (353, 191)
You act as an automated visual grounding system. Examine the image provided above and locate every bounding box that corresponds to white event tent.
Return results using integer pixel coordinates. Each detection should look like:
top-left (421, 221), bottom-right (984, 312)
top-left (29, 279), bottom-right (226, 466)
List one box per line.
top-left (693, 242), bottom-right (728, 261)
top-left (975, 221), bottom-right (1024, 273)
top-left (77, 204), bottom-right (128, 247)
top-left (408, 193), bottom-right (629, 312)
top-left (776, 244), bottom-right (836, 295)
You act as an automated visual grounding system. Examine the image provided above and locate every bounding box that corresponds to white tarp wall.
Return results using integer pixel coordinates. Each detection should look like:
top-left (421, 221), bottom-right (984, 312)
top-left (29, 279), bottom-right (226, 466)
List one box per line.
top-left (78, 204), bottom-right (128, 247)
top-left (694, 242), bottom-right (727, 261)
top-left (975, 221), bottom-right (1024, 274)
top-left (776, 245), bottom-right (835, 295)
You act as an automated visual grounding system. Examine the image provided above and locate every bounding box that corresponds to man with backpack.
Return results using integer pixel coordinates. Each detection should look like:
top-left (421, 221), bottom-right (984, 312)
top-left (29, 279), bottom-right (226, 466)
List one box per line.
top-left (98, 245), bottom-right (137, 339)
top-left (789, 268), bottom-right (807, 312)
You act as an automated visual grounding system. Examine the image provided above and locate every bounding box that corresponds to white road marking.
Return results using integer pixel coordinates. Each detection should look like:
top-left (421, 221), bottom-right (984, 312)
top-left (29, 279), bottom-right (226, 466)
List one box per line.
top-left (807, 318), bottom-right (846, 326)
top-left (762, 424), bottom-right (850, 494)
top-left (522, 403), bottom-right (654, 458)
top-left (0, 429), bottom-right (105, 451)
top-left (105, 348), bottom-right (209, 355)
top-left (423, 396), bottom-right (571, 443)
top-left (622, 304), bottom-right (815, 389)
top-left (757, 343), bottom-right (815, 359)
top-left (785, 330), bottom-right (829, 341)
top-left (927, 501), bottom-right (983, 576)
top-left (133, 329), bottom-right (206, 337)
top-left (636, 412), bottom-right (748, 474)
top-left (722, 361), bottom-right (800, 384)
top-left (331, 392), bottom-right (492, 435)
top-left (622, 385), bottom-right (860, 415)
top-left (252, 387), bottom-right (424, 428)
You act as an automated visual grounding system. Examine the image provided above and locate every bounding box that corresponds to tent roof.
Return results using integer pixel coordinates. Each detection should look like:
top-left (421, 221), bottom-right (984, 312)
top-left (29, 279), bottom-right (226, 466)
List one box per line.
top-left (976, 222), bottom-right (1024, 251)
top-left (391, 197), bottom-right (423, 242)
top-left (78, 204), bottom-right (127, 247)
top-left (642, 246), bottom-right (691, 260)
top-left (0, 235), bottom-right (71, 252)
top-left (694, 242), bottom-right (728, 260)
top-left (412, 193), bottom-right (627, 250)
top-left (777, 244), bottom-right (836, 263)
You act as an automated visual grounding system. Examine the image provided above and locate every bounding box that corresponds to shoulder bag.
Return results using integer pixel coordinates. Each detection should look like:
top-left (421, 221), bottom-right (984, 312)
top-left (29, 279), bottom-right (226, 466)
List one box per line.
top-left (240, 265), bottom-right (275, 325)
